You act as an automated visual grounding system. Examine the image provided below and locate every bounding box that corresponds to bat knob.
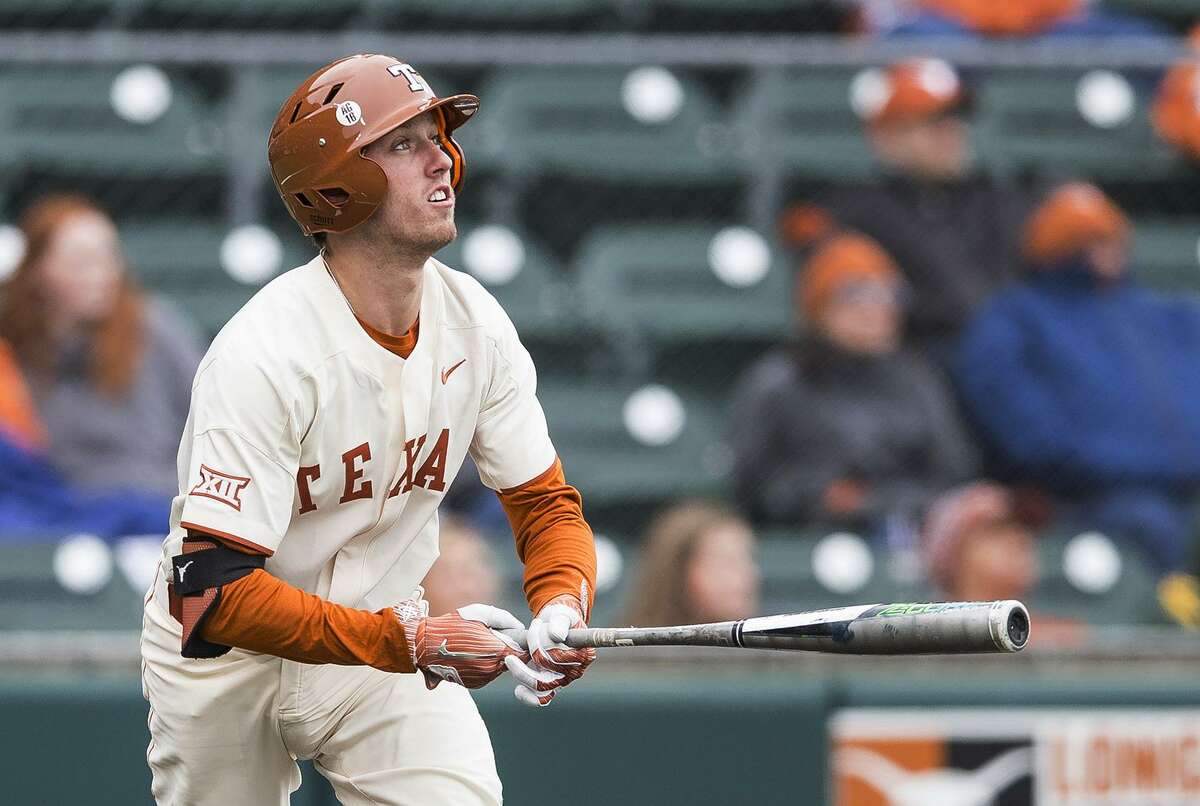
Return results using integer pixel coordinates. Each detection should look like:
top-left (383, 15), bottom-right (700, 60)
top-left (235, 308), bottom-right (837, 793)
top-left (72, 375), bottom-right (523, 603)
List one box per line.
top-left (1003, 602), bottom-right (1030, 651)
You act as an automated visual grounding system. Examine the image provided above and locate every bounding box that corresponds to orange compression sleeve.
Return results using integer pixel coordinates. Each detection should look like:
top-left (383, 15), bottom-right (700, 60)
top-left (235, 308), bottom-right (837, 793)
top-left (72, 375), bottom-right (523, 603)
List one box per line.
top-left (198, 565), bottom-right (415, 673)
top-left (497, 457), bottom-right (597, 616)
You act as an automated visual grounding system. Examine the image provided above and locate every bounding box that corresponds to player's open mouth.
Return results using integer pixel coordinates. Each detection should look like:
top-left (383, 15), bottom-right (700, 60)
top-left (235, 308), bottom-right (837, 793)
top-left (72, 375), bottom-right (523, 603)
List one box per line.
top-left (427, 187), bottom-right (452, 206)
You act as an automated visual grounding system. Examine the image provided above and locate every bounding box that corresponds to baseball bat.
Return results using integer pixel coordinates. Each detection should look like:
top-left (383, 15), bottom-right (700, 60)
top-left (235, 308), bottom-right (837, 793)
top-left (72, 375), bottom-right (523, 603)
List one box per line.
top-left (564, 600), bottom-right (1029, 655)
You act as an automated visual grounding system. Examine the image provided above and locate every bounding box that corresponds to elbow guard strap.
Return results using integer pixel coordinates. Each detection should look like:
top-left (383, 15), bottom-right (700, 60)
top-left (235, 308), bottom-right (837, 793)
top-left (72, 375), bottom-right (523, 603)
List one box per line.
top-left (168, 535), bottom-right (266, 659)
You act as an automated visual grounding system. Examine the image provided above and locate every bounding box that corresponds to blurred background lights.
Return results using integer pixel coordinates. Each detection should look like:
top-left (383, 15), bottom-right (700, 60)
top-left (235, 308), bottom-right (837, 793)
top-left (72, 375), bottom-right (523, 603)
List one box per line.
top-left (623, 384), bottom-right (686, 446)
top-left (1063, 531), bottom-right (1122, 594)
top-left (593, 534), bottom-right (623, 594)
top-left (621, 66), bottom-right (684, 124)
top-left (707, 226), bottom-right (770, 287)
top-left (0, 224), bottom-right (25, 281)
top-left (463, 225), bottom-right (525, 286)
top-left (812, 532), bottom-right (873, 594)
top-left (849, 67), bottom-right (889, 120)
top-left (1076, 70), bottom-right (1135, 129)
top-left (110, 64), bottom-right (173, 125)
top-left (220, 224), bottom-right (283, 285)
top-left (53, 533), bottom-right (113, 596)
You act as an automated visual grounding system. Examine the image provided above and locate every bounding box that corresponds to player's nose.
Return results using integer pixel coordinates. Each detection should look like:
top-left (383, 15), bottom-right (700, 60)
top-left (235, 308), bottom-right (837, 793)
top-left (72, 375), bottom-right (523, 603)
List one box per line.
top-left (427, 141), bottom-right (453, 178)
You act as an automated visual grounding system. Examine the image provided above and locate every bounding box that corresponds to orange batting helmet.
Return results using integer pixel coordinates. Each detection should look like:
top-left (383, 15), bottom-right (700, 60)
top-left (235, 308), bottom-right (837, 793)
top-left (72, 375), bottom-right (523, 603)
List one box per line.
top-left (268, 54), bottom-right (479, 236)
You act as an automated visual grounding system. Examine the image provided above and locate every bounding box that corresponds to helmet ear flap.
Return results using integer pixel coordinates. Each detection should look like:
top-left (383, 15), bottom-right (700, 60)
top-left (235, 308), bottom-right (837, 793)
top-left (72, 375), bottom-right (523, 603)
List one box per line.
top-left (435, 107), bottom-right (468, 191)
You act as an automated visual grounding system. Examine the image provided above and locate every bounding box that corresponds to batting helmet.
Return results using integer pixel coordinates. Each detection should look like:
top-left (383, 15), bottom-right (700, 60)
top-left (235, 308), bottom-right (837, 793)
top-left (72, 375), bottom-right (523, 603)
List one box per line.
top-left (267, 54), bottom-right (479, 236)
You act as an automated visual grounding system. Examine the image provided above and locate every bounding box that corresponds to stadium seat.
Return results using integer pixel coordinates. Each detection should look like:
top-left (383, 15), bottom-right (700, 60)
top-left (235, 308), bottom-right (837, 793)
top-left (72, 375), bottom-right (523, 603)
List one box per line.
top-left (384, 0), bottom-right (610, 30)
top-left (1027, 531), bottom-right (1164, 625)
top-left (0, 540), bottom-right (143, 630)
top-left (731, 67), bottom-right (877, 181)
top-left (1129, 218), bottom-right (1200, 294)
top-left (119, 220), bottom-right (311, 338)
top-left (537, 380), bottom-right (729, 509)
top-left (573, 223), bottom-right (793, 381)
top-left (1101, 0), bottom-right (1200, 24)
top-left (0, 66), bottom-right (223, 179)
top-left (465, 67), bottom-right (734, 183)
top-left (973, 69), bottom-right (1177, 180)
top-left (756, 530), bottom-right (933, 616)
top-left (131, 0), bottom-right (363, 30)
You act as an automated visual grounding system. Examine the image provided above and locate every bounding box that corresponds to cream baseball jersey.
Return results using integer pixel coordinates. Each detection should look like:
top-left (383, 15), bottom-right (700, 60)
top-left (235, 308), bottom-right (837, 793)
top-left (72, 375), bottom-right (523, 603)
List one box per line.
top-left (154, 255), bottom-right (556, 612)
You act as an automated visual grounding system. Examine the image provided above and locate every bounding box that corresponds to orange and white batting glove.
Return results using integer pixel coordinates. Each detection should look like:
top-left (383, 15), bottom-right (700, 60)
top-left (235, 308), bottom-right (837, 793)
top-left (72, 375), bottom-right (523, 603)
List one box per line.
top-left (504, 592), bottom-right (596, 707)
top-left (394, 595), bottom-right (529, 691)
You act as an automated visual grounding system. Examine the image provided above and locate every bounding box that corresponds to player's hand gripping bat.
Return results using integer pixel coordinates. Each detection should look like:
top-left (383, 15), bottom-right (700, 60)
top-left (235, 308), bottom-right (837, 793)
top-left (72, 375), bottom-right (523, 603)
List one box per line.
top-left (563, 600), bottom-right (1029, 655)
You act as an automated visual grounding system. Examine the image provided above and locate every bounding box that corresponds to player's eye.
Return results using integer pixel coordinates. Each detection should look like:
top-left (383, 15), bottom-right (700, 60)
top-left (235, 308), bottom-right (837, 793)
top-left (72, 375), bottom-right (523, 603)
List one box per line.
top-left (391, 138), bottom-right (411, 152)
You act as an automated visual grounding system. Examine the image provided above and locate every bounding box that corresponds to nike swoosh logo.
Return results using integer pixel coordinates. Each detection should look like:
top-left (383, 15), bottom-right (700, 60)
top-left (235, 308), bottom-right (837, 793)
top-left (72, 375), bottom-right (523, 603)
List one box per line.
top-left (437, 639), bottom-right (493, 661)
top-left (440, 358), bottom-right (466, 384)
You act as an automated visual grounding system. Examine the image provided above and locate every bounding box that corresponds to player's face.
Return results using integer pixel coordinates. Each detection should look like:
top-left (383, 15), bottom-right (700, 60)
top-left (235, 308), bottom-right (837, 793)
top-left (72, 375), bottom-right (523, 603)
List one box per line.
top-left (685, 521), bottom-right (760, 623)
top-left (38, 211), bottom-right (123, 326)
top-left (361, 111), bottom-right (457, 256)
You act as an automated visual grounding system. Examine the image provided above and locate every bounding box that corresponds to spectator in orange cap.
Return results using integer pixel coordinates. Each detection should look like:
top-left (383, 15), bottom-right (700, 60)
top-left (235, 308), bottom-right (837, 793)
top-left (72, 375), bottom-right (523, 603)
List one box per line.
top-left (730, 231), bottom-right (977, 538)
top-left (874, 0), bottom-right (1163, 38)
top-left (1153, 25), bottom-right (1200, 162)
top-left (954, 183), bottom-right (1200, 576)
top-left (818, 58), bottom-right (1034, 353)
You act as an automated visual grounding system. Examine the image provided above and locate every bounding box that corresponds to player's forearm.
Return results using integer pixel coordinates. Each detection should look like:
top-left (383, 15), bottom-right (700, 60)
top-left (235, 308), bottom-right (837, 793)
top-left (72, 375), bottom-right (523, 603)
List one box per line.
top-left (498, 457), bottom-right (597, 614)
top-left (200, 569), bottom-right (415, 673)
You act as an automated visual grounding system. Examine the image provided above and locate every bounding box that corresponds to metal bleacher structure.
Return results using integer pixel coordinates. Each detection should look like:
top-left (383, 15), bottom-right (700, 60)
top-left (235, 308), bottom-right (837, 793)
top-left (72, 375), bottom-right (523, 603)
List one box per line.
top-left (0, 2), bottom-right (1197, 647)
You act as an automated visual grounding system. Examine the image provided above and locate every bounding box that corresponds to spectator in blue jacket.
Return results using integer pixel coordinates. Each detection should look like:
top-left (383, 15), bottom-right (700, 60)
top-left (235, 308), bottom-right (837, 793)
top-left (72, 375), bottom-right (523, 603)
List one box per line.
top-left (954, 183), bottom-right (1200, 573)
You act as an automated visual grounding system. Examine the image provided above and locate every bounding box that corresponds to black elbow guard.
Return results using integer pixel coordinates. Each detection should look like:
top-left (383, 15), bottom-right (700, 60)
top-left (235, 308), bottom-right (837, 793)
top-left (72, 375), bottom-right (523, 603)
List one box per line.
top-left (168, 533), bottom-right (266, 659)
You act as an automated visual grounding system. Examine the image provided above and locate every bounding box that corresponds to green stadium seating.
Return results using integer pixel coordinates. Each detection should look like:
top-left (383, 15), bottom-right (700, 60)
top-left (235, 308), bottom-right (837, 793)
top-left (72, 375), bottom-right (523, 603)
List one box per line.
top-left (1130, 217), bottom-right (1200, 294)
top-left (1027, 532), bottom-right (1164, 625)
top-left (132, 0), bottom-right (362, 29)
top-left (0, 540), bottom-right (143, 630)
top-left (973, 69), bottom-right (1178, 180)
top-left (732, 67), bottom-right (877, 181)
top-left (574, 223), bottom-right (793, 351)
top-left (1102, 0), bottom-right (1200, 22)
top-left (119, 220), bottom-right (312, 337)
top-left (389, 0), bottom-right (607, 26)
top-left (755, 530), bottom-right (933, 616)
top-left (538, 380), bottom-right (728, 508)
top-left (0, 67), bottom-right (222, 178)
top-left (466, 67), bottom-right (734, 183)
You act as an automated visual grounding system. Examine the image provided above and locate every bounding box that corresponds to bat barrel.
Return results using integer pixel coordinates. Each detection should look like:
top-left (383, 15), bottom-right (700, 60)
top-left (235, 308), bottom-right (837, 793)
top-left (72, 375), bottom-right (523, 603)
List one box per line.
top-left (737, 600), bottom-right (1030, 655)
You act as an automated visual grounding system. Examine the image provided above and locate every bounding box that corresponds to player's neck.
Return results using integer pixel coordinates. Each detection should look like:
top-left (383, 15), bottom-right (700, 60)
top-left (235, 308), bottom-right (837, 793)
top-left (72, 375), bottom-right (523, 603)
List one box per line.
top-left (323, 245), bottom-right (425, 336)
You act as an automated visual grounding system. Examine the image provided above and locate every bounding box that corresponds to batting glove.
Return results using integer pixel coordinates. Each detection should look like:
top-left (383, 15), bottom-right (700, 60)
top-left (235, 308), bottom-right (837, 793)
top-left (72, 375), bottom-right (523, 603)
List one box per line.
top-left (394, 594), bottom-right (529, 691)
top-left (505, 592), bottom-right (596, 707)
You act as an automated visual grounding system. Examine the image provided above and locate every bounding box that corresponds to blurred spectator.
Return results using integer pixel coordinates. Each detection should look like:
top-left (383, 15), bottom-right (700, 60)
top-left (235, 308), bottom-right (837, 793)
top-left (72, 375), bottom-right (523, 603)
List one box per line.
top-left (875, 0), bottom-right (1164, 38)
top-left (954, 183), bottom-right (1200, 573)
top-left (924, 482), bottom-right (1044, 603)
top-left (623, 500), bottom-right (759, 627)
top-left (817, 58), bottom-right (1033, 352)
top-left (730, 233), bottom-right (977, 536)
top-left (0, 194), bottom-right (202, 499)
top-left (1153, 26), bottom-right (1200, 163)
top-left (0, 336), bottom-right (169, 540)
top-left (923, 482), bottom-right (1082, 642)
top-left (420, 515), bottom-right (503, 617)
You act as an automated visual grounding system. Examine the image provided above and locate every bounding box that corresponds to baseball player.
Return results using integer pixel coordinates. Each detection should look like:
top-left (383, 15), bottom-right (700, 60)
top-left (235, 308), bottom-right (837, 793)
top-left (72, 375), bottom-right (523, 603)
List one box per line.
top-left (140, 54), bottom-right (597, 805)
